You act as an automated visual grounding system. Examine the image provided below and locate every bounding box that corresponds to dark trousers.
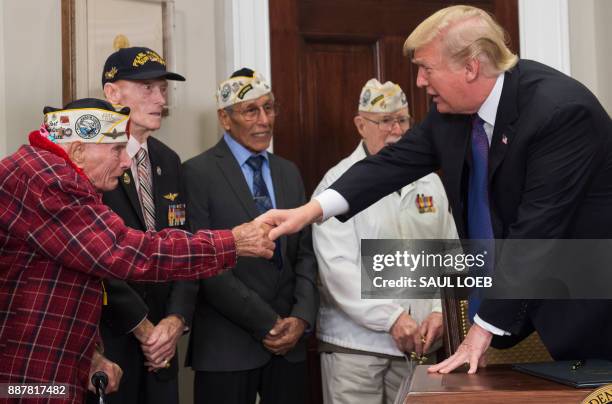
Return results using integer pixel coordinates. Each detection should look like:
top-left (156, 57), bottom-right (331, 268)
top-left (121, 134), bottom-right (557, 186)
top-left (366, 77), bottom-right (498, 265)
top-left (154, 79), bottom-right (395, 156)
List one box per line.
top-left (194, 356), bottom-right (307, 404)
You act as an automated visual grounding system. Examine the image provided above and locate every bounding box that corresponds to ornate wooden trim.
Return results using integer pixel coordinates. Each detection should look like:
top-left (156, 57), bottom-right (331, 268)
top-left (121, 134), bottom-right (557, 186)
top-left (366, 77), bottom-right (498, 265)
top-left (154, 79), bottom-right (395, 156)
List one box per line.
top-left (61, 0), bottom-right (76, 106)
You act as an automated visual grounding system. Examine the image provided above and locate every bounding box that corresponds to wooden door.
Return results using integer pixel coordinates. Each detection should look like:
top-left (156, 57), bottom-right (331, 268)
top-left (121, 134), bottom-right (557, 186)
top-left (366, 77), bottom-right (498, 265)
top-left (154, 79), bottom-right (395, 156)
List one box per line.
top-left (269, 2), bottom-right (518, 403)
top-left (270, 0), bottom-right (518, 196)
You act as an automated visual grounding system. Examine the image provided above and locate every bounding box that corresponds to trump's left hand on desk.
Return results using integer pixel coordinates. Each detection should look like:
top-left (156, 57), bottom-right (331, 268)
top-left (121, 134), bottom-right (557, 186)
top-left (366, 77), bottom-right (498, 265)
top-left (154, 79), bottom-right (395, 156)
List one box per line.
top-left (428, 323), bottom-right (492, 374)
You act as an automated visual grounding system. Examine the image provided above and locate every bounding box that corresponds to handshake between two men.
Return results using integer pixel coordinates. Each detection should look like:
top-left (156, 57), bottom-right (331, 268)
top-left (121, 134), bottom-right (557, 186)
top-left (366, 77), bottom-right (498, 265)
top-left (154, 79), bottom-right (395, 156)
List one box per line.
top-left (87, 219), bottom-right (277, 395)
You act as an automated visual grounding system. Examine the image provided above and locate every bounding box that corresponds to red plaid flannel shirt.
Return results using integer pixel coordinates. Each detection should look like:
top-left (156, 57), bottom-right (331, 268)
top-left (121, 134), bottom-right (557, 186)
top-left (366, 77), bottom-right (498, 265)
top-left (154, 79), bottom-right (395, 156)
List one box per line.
top-left (0, 138), bottom-right (236, 403)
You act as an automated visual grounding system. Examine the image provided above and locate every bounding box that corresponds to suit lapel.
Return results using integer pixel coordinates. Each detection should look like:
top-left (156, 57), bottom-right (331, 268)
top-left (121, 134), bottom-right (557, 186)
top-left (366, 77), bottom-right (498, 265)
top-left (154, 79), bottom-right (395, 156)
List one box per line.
top-left (269, 155), bottom-right (286, 209)
top-left (445, 115), bottom-right (472, 198)
top-left (269, 155), bottom-right (287, 261)
top-left (215, 140), bottom-right (260, 219)
top-left (147, 139), bottom-right (164, 230)
top-left (119, 168), bottom-right (146, 229)
top-left (489, 67), bottom-right (519, 182)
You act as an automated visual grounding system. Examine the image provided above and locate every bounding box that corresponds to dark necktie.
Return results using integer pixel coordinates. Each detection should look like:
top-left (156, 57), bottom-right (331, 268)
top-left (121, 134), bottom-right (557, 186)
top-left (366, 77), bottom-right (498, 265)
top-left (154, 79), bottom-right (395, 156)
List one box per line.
top-left (246, 155), bottom-right (282, 269)
top-left (246, 155), bottom-right (273, 213)
top-left (467, 115), bottom-right (494, 321)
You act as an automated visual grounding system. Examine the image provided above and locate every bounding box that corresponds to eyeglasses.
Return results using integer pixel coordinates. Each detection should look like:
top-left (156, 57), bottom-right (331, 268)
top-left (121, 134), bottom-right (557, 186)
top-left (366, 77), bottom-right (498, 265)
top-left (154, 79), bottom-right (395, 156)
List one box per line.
top-left (228, 102), bottom-right (280, 122)
top-left (361, 115), bottom-right (411, 131)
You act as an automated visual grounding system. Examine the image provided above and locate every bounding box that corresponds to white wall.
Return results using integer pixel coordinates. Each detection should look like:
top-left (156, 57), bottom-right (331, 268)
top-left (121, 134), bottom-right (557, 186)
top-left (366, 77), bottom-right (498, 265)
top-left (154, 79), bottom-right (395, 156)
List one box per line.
top-left (592, 0), bottom-right (612, 113)
top-left (0, 0), bottom-right (221, 161)
top-left (519, 0), bottom-right (571, 74)
top-left (568, 0), bottom-right (611, 114)
top-left (2, 0), bottom-right (63, 156)
top-left (0, 2), bottom-right (7, 157)
top-left (155, 0), bottom-right (220, 161)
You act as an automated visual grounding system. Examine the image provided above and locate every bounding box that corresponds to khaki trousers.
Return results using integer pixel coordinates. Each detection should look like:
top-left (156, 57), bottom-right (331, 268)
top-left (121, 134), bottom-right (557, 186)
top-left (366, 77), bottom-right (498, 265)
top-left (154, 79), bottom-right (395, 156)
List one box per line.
top-left (320, 352), bottom-right (411, 404)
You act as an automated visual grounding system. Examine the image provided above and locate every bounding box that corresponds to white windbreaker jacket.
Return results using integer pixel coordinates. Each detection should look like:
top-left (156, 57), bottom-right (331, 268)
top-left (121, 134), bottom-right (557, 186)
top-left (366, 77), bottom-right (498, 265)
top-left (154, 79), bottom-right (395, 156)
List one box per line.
top-left (313, 142), bottom-right (459, 356)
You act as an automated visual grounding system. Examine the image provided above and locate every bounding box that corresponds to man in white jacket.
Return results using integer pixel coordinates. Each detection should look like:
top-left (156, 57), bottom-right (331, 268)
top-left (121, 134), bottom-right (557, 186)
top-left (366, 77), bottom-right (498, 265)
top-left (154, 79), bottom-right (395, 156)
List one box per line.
top-left (313, 79), bottom-right (458, 404)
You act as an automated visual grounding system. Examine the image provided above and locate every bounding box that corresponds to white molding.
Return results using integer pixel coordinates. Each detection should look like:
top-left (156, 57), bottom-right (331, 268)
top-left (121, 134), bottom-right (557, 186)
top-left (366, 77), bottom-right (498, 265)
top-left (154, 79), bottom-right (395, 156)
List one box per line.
top-left (230, 0), bottom-right (271, 81)
top-left (0, 3), bottom-right (7, 157)
top-left (225, 0), bottom-right (273, 150)
top-left (519, 0), bottom-right (571, 75)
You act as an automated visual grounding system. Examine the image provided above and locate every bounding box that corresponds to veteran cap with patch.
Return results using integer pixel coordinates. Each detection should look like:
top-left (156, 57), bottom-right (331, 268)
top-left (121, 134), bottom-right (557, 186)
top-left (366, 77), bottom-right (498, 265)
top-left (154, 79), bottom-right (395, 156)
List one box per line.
top-left (358, 78), bottom-right (408, 113)
top-left (42, 98), bottom-right (130, 144)
top-left (101, 46), bottom-right (185, 86)
top-left (216, 68), bottom-right (271, 109)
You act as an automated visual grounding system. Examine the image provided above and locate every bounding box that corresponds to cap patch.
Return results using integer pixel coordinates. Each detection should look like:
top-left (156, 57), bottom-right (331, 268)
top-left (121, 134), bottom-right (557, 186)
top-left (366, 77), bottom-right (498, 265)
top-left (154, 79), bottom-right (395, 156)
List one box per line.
top-left (358, 78), bottom-right (409, 113)
top-left (75, 115), bottom-right (102, 139)
top-left (216, 69), bottom-right (271, 109)
top-left (133, 50), bottom-right (166, 67)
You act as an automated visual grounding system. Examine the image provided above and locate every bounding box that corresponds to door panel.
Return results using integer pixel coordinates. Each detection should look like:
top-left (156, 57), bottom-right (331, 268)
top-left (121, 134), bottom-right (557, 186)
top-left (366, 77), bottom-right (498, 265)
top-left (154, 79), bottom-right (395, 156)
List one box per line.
top-left (271, 0), bottom-right (518, 195)
top-left (301, 40), bottom-right (378, 189)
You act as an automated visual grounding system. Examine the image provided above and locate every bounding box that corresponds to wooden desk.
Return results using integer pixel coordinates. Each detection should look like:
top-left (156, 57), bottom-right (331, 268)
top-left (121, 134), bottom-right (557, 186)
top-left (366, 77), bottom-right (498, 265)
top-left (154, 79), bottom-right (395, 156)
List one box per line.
top-left (406, 364), bottom-right (594, 403)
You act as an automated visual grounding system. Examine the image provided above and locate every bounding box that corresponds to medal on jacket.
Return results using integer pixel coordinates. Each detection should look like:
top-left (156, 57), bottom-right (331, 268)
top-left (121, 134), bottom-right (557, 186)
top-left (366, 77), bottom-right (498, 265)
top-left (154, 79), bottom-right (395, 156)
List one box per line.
top-left (168, 203), bottom-right (186, 226)
top-left (122, 172), bottom-right (130, 184)
top-left (415, 194), bottom-right (436, 213)
top-left (163, 193), bottom-right (178, 201)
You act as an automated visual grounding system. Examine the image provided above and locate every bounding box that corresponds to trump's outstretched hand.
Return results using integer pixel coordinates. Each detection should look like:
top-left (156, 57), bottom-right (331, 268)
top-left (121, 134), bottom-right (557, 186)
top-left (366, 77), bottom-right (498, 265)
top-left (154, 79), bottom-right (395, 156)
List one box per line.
top-left (232, 220), bottom-right (276, 258)
top-left (257, 200), bottom-right (323, 241)
top-left (428, 323), bottom-right (492, 374)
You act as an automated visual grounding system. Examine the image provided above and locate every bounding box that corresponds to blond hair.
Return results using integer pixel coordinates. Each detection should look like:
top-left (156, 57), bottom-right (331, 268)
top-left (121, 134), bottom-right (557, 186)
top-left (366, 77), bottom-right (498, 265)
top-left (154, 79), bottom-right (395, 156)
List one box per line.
top-left (403, 5), bottom-right (518, 76)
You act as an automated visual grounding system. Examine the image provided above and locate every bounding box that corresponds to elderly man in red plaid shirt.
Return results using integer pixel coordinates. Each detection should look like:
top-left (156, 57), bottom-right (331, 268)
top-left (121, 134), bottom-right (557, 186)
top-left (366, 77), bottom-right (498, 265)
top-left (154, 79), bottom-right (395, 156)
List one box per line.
top-left (0, 98), bottom-right (274, 403)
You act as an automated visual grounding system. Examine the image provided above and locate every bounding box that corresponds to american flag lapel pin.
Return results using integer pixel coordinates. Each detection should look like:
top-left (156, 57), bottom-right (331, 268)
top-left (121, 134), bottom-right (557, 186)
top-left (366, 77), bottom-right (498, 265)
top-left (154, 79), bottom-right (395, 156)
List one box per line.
top-left (502, 135), bottom-right (508, 145)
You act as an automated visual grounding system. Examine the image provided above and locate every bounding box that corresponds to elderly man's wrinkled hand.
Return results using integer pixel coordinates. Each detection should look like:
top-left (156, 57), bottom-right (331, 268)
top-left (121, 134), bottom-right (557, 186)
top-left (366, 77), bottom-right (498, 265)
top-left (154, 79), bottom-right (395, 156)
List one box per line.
top-left (142, 315), bottom-right (184, 372)
top-left (263, 317), bottom-right (307, 356)
top-left (420, 311), bottom-right (444, 354)
top-left (88, 350), bottom-right (123, 394)
top-left (390, 311), bottom-right (423, 356)
top-left (232, 220), bottom-right (275, 258)
top-left (132, 318), bottom-right (155, 344)
top-left (428, 323), bottom-right (492, 374)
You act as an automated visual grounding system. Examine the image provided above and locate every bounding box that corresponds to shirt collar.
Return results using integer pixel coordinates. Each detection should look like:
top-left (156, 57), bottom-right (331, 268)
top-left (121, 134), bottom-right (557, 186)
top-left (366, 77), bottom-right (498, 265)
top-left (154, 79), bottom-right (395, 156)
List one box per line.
top-left (223, 132), bottom-right (269, 166)
top-left (127, 135), bottom-right (148, 159)
top-left (477, 73), bottom-right (504, 127)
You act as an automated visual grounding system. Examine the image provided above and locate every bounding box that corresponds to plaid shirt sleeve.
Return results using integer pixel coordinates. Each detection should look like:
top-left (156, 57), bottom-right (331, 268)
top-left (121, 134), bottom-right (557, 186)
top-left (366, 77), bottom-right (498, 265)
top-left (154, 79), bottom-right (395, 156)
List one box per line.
top-left (24, 173), bottom-right (236, 281)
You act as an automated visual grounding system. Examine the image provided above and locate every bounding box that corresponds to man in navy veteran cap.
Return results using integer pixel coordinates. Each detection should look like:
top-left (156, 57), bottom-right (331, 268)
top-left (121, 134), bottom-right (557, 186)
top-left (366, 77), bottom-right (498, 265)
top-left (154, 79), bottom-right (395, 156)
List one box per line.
top-left (88, 46), bottom-right (192, 404)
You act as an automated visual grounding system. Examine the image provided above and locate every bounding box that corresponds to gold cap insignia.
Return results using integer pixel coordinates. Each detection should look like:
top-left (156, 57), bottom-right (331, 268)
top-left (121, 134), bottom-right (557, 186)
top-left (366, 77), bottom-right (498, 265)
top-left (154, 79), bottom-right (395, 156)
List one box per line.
top-left (163, 193), bottom-right (178, 201)
top-left (133, 50), bottom-right (166, 67)
top-left (104, 66), bottom-right (118, 80)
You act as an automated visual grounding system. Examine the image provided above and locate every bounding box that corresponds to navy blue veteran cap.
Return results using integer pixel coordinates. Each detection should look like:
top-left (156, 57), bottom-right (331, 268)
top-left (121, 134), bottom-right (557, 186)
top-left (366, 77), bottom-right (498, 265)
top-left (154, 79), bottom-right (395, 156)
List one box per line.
top-left (101, 47), bottom-right (186, 86)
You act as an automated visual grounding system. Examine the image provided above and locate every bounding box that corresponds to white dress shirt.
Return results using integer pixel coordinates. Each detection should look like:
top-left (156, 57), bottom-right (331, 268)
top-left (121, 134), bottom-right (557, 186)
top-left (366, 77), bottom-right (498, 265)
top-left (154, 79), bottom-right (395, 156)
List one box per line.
top-left (126, 135), bottom-right (149, 195)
